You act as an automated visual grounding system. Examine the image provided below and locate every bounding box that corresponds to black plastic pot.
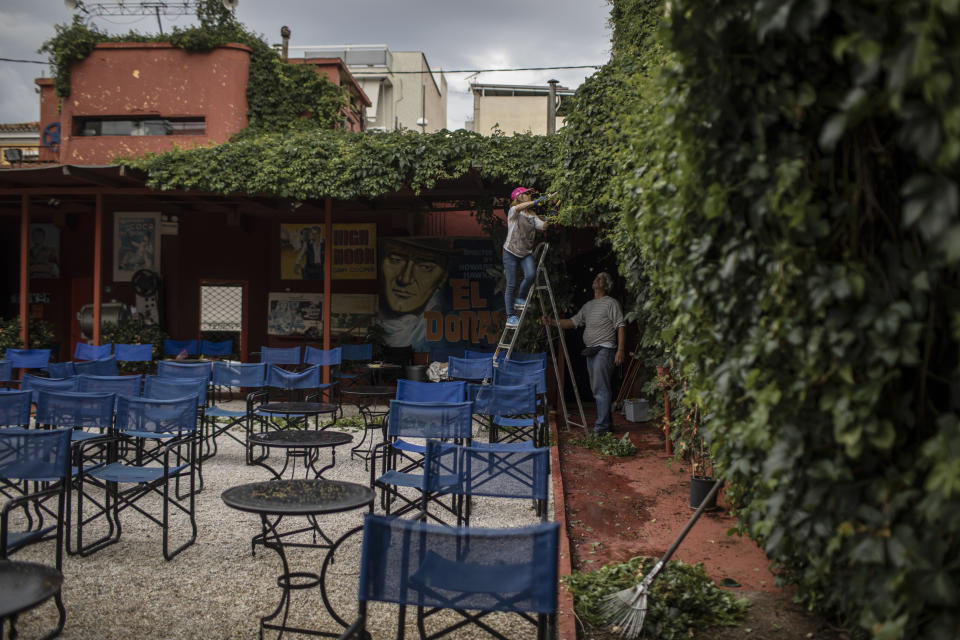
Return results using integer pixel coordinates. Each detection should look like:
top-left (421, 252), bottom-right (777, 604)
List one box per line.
top-left (404, 364), bottom-right (427, 382)
top-left (689, 475), bottom-right (721, 510)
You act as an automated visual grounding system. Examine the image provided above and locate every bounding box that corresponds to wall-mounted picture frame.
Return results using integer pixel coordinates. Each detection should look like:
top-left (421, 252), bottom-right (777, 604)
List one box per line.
top-left (113, 212), bottom-right (161, 282)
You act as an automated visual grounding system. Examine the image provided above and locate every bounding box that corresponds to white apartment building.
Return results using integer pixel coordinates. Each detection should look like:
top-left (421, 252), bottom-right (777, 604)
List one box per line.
top-left (468, 83), bottom-right (575, 136)
top-left (291, 45), bottom-right (447, 133)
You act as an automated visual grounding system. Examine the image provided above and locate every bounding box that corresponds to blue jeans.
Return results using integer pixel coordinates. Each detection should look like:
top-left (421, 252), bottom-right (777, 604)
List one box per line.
top-left (586, 347), bottom-right (616, 432)
top-left (502, 251), bottom-right (536, 313)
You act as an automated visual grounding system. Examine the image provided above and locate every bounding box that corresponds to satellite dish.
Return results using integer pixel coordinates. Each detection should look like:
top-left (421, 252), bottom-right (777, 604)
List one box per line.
top-left (221, 0), bottom-right (239, 9)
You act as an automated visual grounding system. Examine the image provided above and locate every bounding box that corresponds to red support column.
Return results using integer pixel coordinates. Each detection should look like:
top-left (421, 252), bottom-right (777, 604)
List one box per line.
top-left (93, 194), bottom-right (103, 345)
top-left (322, 197), bottom-right (332, 385)
top-left (18, 195), bottom-right (29, 348)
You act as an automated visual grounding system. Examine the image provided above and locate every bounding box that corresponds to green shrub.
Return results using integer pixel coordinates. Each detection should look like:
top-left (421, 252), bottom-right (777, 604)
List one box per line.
top-left (570, 431), bottom-right (637, 457)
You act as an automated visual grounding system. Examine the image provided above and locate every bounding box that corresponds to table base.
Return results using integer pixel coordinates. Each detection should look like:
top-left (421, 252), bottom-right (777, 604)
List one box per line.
top-left (257, 514), bottom-right (362, 640)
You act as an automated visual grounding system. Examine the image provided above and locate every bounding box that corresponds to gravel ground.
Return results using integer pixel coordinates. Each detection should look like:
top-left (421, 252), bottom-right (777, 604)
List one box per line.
top-left (9, 401), bottom-right (554, 640)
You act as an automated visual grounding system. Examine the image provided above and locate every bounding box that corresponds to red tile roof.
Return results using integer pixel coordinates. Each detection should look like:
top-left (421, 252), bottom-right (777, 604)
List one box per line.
top-left (0, 122), bottom-right (40, 133)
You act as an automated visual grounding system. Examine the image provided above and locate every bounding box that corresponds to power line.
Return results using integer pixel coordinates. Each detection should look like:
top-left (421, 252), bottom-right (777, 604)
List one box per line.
top-left (0, 58), bottom-right (48, 65)
top-left (1, 56), bottom-right (603, 73)
top-left (352, 65), bottom-right (603, 75)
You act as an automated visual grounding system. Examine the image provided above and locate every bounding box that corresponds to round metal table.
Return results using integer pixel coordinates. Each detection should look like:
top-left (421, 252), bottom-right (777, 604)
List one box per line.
top-left (222, 479), bottom-right (374, 639)
top-left (247, 430), bottom-right (353, 480)
top-left (364, 362), bottom-right (401, 386)
top-left (341, 386), bottom-right (394, 467)
top-left (0, 561), bottom-right (65, 639)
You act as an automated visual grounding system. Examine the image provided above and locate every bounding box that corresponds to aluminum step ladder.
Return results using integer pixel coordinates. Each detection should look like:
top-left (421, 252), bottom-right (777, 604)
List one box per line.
top-left (493, 242), bottom-right (588, 432)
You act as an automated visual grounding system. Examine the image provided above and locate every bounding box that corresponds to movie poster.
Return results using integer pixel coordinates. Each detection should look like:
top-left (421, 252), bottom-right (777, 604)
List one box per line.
top-left (377, 237), bottom-right (505, 351)
top-left (331, 294), bottom-right (377, 335)
top-left (28, 223), bottom-right (59, 279)
top-left (113, 212), bottom-right (161, 282)
top-left (280, 224), bottom-right (325, 280)
top-left (267, 292), bottom-right (323, 336)
top-left (280, 223), bottom-right (377, 280)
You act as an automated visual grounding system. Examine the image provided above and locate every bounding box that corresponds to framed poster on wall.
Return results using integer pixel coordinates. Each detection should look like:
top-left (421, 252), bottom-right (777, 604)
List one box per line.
top-left (113, 212), bottom-right (161, 282)
top-left (267, 292), bottom-right (323, 336)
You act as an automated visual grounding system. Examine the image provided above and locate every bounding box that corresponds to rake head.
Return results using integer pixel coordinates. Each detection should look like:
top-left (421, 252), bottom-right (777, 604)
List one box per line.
top-left (599, 584), bottom-right (649, 639)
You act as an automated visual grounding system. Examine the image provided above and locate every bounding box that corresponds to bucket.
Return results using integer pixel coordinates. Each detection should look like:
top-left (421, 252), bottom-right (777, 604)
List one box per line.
top-left (624, 398), bottom-right (649, 422)
top-left (404, 364), bottom-right (427, 382)
top-left (689, 476), bottom-right (721, 510)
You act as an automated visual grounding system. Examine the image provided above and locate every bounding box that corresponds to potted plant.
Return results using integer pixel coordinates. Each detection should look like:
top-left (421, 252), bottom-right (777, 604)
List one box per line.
top-left (669, 401), bottom-right (720, 510)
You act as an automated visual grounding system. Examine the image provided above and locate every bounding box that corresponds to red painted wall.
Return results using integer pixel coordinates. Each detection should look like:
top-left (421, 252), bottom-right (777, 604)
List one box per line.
top-left (39, 42), bottom-right (251, 165)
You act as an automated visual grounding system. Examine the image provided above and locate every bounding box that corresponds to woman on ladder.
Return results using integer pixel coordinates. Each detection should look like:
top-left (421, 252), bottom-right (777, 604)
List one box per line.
top-left (503, 187), bottom-right (550, 327)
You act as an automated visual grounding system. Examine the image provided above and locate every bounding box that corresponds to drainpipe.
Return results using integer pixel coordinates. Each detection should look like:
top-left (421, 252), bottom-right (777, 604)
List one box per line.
top-left (547, 79), bottom-right (558, 135)
top-left (280, 26), bottom-right (290, 62)
top-left (18, 196), bottom-right (29, 349)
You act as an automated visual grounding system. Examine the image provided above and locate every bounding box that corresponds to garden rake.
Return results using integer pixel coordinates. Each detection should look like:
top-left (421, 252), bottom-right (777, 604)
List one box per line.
top-left (599, 478), bottom-right (724, 638)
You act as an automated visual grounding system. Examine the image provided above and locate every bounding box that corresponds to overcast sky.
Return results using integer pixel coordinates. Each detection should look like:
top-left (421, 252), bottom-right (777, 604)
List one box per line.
top-left (0, 0), bottom-right (612, 130)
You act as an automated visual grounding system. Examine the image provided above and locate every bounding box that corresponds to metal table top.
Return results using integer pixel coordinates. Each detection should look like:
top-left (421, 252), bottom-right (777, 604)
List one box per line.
top-left (222, 479), bottom-right (374, 517)
top-left (257, 402), bottom-right (338, 416)
top-left (0, 561), bottom-right (63, 619)
top-left (248, 430), bottom-right (353, 449)
top-left (365, 363), bottom-right (401, 370)
top-left (341, 385), bottom-right (394, 397)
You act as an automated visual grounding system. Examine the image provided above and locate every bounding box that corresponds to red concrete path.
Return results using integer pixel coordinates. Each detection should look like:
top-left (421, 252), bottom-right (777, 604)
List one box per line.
top-left (552, 407), bottom-right (780, 639)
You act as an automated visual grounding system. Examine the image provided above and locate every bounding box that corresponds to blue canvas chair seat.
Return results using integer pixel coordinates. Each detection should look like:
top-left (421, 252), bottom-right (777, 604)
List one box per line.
top-left (492, 369), bottom-right (548, 447)
top-left (259, 345), bottom-right (301, 368)
top-left (334, 343), bottom-right (372, 387)
top-left (114, 343), bottom-right (154, 363)
top-left (76, 374), bottom-right (142, 398)
top-left (497, 358), bottom-right (547, 375)
top-left (302, 346), bottom-right (343, 406)
top-left (203, 362), bottom-right (265, 460)
top-left (371, 400), bottom-right (472, 523)
top-left (81, 395), bottom-right (198, 560)
top-left (157, 360), bottom-right (211, 381)
top-left (467, 383), bottom-right (538, 444)
top-left (448, 356), bottom-right (492, 383)
top-left (247, 365), bottom-right (334, 465)
top-left (163, 339), bottom-right (199, 358)
top-left (0, 391), bottom-right (32, 428)
top-left (338, 514), bottom-right (558, 640)
top-left (463, 348), bottom-right (494, 360)
top-left (142, 376), bottom-right (208, 489)
top-left (0, 426), bottom-right (71, 637)
top-left (0, 361), bottom-right (12, 384)
top-left (93, 460), bottom-right (190, 483)
top-left (73, 357), bottom-right (119, 377)
top-left (34, 390), bottom-right (118, 555)
top-left (73, 342), bottom-right (112, 361)
top-left (20, 374), bottom-right (78, 405)
top-left (503, 351), bottom-right (548, 366)
top-left (5, 349), bottom-right (51, 371)
top-left (394, 380), bottom-right (466, 456)
top-left (47, 361), bottom-right (76, 378)
top-left (199, 339), bottom-right (232, 358)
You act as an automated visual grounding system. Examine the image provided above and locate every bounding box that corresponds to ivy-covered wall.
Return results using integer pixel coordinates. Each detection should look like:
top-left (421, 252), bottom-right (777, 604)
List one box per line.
top-left (552, 0), bottom-right (960, 637)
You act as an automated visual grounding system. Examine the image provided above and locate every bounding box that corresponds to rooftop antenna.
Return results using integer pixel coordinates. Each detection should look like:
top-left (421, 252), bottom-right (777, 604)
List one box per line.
top-left (64, 1), bottom-right (240, 33)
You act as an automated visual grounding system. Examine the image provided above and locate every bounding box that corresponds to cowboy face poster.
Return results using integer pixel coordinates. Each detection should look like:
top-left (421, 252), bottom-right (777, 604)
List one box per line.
top-left (377, 237), bottom-right (505, 351)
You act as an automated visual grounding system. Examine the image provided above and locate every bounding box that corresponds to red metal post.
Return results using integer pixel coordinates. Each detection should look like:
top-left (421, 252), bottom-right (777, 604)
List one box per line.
top-left (322, 197), bottom-right (332, 385)
top-left (93, 194), bottom-right (103, 345)
top-left (19, 195), bottom-right (29, 348)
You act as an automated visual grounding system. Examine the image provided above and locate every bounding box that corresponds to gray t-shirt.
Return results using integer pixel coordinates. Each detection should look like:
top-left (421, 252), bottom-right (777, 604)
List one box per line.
top-left (503, 206), bottom-right (546, 258)
top-left (571, 296), bottom-right (625, 348)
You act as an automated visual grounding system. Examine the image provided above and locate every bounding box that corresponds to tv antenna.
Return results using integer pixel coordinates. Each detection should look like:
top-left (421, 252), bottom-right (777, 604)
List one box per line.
top-left (64, 0), bottom-right (239, 34)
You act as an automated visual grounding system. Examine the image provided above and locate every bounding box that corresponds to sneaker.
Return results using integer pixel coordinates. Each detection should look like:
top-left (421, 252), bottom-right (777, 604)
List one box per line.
top-left (514, 298), bottom-right (526, 311)
top-left (506, 315), bottom-right (520, 327)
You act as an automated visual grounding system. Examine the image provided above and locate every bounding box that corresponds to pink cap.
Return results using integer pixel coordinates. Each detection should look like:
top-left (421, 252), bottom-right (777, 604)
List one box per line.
top-left (511, 187), bottom-right (532, 200)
